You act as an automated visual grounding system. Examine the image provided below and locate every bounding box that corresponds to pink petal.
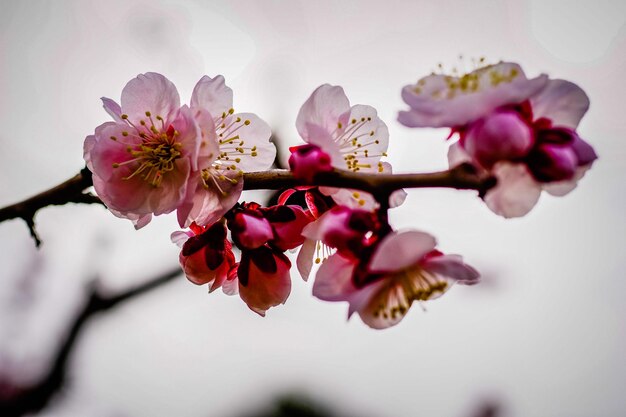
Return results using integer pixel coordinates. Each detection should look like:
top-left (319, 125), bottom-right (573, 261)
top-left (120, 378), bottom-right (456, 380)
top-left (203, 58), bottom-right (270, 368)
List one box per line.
top-left (447, 142), bottom-right (473, 167)
top-left (190, 75), bottom-right (233, 117)
top-left (420, 254), bottom-right (480, 285)
top-left (369, 231), bottom-right (437, 273)
top-left (222, 274), bottom-right (239, 296)
top-left (192, 108), bottom-right (220, 171)
top-left (530, 79), bottom-right (589, 129)
top-left (542, 164), bottom-right (591, 197)
top-left (177, 170), bottom-right (243, 228)
top-left (120, 72), bottom-right (180, 124)
top-left (312, 253), bottom-right (357, 302)
top-left (399, 62), bottom-right (549, 127)
top-left (101, 97), bottom-right (124, 123)
top-left (296, 84), bottom-right (350, 141)
top-left (170, 230), bottom-right (192, 248)
top-left (296, 238), bottom-right (317, 281)
top-left (484, 162), bottom-right (542, 218)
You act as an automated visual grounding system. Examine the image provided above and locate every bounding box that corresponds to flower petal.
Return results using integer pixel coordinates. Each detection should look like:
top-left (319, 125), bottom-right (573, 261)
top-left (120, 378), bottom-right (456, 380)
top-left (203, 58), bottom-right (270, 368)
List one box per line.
top-left (312, 253), bottom-right (356, 301)
top-left (120, 72), bottom-right (180, 124)
top-left (530, 79), bottom-right (589, 129)
top-left (224, 113), bottom-right (275, 172)
top-left (421, 254), bottom-right (480, 285)
top-left (484, 162), bottom-right (542, 218)
top-left (447, 142), bottom-right (473, 167)
top-left (296, 84), bottom-right (350, 141)
top-left (399, 62), bottom-right (549, 127)
top-left (101, 97), bottom-right (124, 123)
top-left (368, 231), bottom-right (437, 273)
top-left (191, 75), bottom-right (234, 117)
top-left (296, 238), bottom-right (317, 281)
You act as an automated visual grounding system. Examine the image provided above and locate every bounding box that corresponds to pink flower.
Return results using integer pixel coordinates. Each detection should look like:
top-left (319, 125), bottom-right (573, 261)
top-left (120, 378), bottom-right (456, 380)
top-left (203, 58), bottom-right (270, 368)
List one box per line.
top-left (313, 230), bottom-right (479, 329)
top-left (172, 222), bottom-right (236, 292)
top-left (398, 61), bottom-right (548, 128)
top-left (295, 84), bottom-right (397, 209)
top-left (85, 73), bottom-right (204, 228)
top-left (177, 75), bottom-right (276, 227)
top-left (448, 80), bottom-right (597, 217)
top-left (288, 144), bottom-right (333, 183)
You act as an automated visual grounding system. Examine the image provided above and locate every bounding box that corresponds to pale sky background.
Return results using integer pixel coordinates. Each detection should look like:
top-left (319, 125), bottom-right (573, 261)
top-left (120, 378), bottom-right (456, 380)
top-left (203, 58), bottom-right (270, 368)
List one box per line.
top-left (0, 1), bottom-right (625, 416)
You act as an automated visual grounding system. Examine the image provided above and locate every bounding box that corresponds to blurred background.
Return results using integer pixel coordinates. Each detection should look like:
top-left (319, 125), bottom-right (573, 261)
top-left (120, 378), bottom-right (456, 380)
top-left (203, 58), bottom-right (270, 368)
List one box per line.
top-left (0, 0), bottom-right (624, 416)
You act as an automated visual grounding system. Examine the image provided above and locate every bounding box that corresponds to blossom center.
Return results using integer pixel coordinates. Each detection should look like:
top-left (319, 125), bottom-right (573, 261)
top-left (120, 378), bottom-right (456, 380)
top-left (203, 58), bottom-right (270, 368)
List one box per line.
top-left (111, 111), bottom-right (183, 187)
top-left (371, 268), bottom-right (449, 320)
top-left (331, 118), bottom-right (386, 173)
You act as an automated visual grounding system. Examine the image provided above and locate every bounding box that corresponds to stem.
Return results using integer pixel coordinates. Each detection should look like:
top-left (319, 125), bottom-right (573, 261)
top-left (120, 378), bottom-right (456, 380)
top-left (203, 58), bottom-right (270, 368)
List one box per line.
top-left (0, 164), bottom-right (495, 245)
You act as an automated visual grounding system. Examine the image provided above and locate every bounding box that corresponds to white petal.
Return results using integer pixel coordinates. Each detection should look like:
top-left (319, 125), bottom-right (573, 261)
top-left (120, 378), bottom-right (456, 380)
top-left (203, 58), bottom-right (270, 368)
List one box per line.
top-left (296, 238), bottom-right (317, 281)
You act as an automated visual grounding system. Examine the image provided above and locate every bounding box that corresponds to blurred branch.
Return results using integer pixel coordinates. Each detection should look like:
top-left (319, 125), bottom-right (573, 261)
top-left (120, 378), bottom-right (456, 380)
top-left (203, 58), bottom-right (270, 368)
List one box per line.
top-left (0, 164), bottom-right (495, 246)
top-left (0, 267), bottom-right (182, 417)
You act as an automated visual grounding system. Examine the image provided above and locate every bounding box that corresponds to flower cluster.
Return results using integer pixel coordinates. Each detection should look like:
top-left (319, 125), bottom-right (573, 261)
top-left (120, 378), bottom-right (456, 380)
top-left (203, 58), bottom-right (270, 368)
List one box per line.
top-left (399, 61), bottom-right (597, 217)
top-left (84, 73), bottom-right (275, 228)
top-left (82, 61), bottom-right (596, 329)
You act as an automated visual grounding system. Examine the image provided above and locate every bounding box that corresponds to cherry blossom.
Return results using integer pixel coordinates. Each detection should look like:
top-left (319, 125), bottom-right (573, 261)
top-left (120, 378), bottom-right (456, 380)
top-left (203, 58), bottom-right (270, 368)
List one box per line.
top-left (85, 73), bottom-right (204, 228)
top-left (295, 84), bottom-right (391, 209)
top-left (177, 75), bottom-right (276, 227)
top-left (398, 61), bottom-right (548, 128)
top-left (312, 230), bottom-right (479, 329)
top-left (448, 80), bottom-right (597, 217)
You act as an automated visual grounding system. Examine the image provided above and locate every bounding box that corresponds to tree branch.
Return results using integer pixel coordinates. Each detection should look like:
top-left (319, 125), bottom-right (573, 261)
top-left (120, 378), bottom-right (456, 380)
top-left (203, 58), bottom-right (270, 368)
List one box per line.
top-left (0, 267), bottom-right (182, 417)
top-left (0, 164), bottom-right (495, 245)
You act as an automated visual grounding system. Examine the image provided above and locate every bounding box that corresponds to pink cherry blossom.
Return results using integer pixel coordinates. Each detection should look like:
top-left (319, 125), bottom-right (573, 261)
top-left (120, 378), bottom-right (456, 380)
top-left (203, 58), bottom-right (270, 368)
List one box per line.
top-left (449, 78), bottom-right (597, 217)
top-left (398, 61), bottom-right (548, 128)
top-left (400, 60), bottom-right (597, 218)
top-left (177, 75), bottom-right (276, 227)
top-left (296, 84), bottom-right (392, 209)
top-left (84, 73), bottom-right (204, 228)
top-left (313, 230), bottom-right (479, 329)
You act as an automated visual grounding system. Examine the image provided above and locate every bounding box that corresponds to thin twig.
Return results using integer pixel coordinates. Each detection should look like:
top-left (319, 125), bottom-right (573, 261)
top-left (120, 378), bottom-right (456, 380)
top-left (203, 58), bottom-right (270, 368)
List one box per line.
top-left (0, 267), bottom-right (182, 417)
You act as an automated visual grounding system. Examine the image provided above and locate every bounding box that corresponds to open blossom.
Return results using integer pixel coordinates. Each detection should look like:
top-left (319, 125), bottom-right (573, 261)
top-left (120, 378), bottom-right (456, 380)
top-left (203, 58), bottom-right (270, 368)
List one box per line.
top-left (311, 225), bottom-right (479, 329)
top-left (177, 75), bottom-right (276, 228)
top-left (296, 84), bottom-right (404, 209)
top-left (84, 73), bottom-right (204, 228)
top-left (398, 61), bottom-right (549, 128)
top-left (399, 61), bottom-right (597, 218)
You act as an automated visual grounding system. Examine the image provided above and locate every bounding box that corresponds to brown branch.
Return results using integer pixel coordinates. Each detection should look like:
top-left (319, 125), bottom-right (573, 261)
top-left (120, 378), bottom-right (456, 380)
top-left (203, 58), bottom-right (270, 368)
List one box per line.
top-left (0, 267), bottom-right (182, 417)
top-left (0, 167), bottom-right (102, 246)
top-left (0, 164), bottom-right (495, 245)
